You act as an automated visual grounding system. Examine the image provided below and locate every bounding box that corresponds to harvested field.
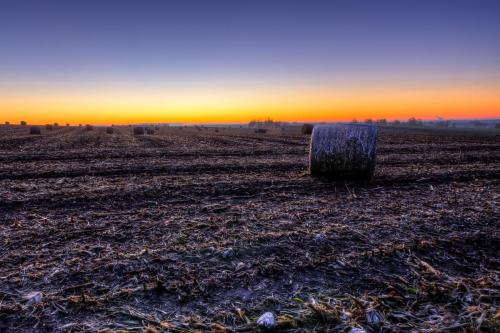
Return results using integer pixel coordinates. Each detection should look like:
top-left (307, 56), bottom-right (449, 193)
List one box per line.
top-left (0, 125), bottom-right (498, 332)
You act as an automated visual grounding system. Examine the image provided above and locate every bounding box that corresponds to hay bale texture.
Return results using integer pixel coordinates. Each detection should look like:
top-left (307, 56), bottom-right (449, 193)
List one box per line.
top-left (309, 124), bottom-right (377, 181)
top-left (29, 126), bottom-right (41, 135)
top-left (134, 127), bottom-right (145, 135)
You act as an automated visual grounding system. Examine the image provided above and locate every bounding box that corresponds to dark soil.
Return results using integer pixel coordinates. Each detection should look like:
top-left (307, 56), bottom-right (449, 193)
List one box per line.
top-left (0, 125), bottom-right (498, 332)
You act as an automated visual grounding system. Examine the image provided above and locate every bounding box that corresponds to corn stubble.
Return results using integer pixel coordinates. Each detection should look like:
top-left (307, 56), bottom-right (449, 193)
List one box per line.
top-left (0, 125), bottom-right (497, 332)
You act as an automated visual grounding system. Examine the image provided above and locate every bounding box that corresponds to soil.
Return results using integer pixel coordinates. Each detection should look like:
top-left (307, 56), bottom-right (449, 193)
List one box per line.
top-left (0, 125), bottom-right (498, 332)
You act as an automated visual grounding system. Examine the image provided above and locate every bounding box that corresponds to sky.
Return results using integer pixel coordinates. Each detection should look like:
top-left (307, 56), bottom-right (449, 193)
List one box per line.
top-left (0, 0), bottom-right (499, 124)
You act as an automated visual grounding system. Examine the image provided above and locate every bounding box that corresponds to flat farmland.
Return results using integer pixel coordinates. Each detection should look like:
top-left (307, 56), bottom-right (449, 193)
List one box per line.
top-left (0, 125), bottom-right (498, 332)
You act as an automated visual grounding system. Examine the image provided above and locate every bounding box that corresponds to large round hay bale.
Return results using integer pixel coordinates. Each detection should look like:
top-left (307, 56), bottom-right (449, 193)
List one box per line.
top-left (301, 123), bottom-right (314, 135)
top-left (29, 126), bottom-right (41, 135)
top-left (106, 127), bottom-right (114, 134)
top-left (134, 127), bottom-right (145, 135)
top-left (309, 124), bottom-right (377, 181)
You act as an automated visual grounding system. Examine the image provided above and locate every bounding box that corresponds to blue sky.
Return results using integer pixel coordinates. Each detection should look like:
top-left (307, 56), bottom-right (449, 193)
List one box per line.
top-left (1, 0), bottom-right (499, 86)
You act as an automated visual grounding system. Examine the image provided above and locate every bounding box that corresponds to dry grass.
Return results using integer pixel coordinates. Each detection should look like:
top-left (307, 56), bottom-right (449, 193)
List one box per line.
top-left (0, 125), bottom-right (497, 332)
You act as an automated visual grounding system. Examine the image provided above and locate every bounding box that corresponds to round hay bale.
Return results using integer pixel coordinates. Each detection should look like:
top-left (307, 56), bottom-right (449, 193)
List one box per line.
top-left (309, 124), bottom-right (377, 181)
top-left (29, 126), bottom-right (41, 135)
top-left (133, 127), bottom-right (145, 135)
top-left (45, 124), bottom-right (53, 131)
top-left (106, 127), bottom-right (114, 134)
top-left (301, 123), bottom-right (314, 135)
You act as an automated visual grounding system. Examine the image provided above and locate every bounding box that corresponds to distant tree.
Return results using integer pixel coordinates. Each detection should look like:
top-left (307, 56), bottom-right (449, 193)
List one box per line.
top-left (376, 119), bottom-right (387, 125)
top-left (392, 120), bottom-right (401, 126)
top-left (436, 120), bottom-right (450, 128)
top-left (352, 119), bottom-right (358, 123)
top-left (365, 118), bottom-right (373, 124)
top-left (249, 118), bottom-right (282, 128)
top-left (408, 117), bottom-right (423, 126)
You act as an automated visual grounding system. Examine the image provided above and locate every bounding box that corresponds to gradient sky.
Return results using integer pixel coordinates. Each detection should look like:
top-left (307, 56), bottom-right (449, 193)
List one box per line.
top-left (1, 0), bottom-right (499, 124)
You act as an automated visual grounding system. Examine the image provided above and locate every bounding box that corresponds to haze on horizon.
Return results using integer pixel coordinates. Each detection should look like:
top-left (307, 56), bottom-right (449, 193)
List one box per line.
top-left (1, 0), bottom-right (499, 125)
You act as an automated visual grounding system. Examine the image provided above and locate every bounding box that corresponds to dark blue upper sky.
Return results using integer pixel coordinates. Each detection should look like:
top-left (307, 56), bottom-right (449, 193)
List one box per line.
top-left (1, 0), bottom-right (499, 88)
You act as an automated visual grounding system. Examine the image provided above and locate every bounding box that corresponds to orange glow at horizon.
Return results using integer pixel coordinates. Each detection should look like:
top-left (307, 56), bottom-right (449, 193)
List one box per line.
top-left (1, 84), bottom-right (499, 125)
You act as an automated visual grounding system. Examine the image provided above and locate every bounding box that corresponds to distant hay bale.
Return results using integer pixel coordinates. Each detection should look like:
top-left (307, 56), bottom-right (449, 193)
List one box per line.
top-left (134, 127), bottom-right (145, 135)
top-left (106, 127), bottom-right (114, 134)
top-left (20, 121), bottom-right (27, 126)
top-left (85, 124), bottom-right (93, 131)
top-left (309, 124), bottom-right (377, 181)
top-left (301, 123), bottom-right (314, 135)
top-left (255, 128), bottom-right (267, 134)
top-left (45, 124), bottom-right (53, 131)
top-left (145, 127), bottom-right (155, 135)
top-left (30, 126), bottom-right (41, 135)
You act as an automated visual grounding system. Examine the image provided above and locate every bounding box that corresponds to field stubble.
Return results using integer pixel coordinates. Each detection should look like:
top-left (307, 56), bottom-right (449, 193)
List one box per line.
top-left (0, 125), bottom-right (498, 332)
